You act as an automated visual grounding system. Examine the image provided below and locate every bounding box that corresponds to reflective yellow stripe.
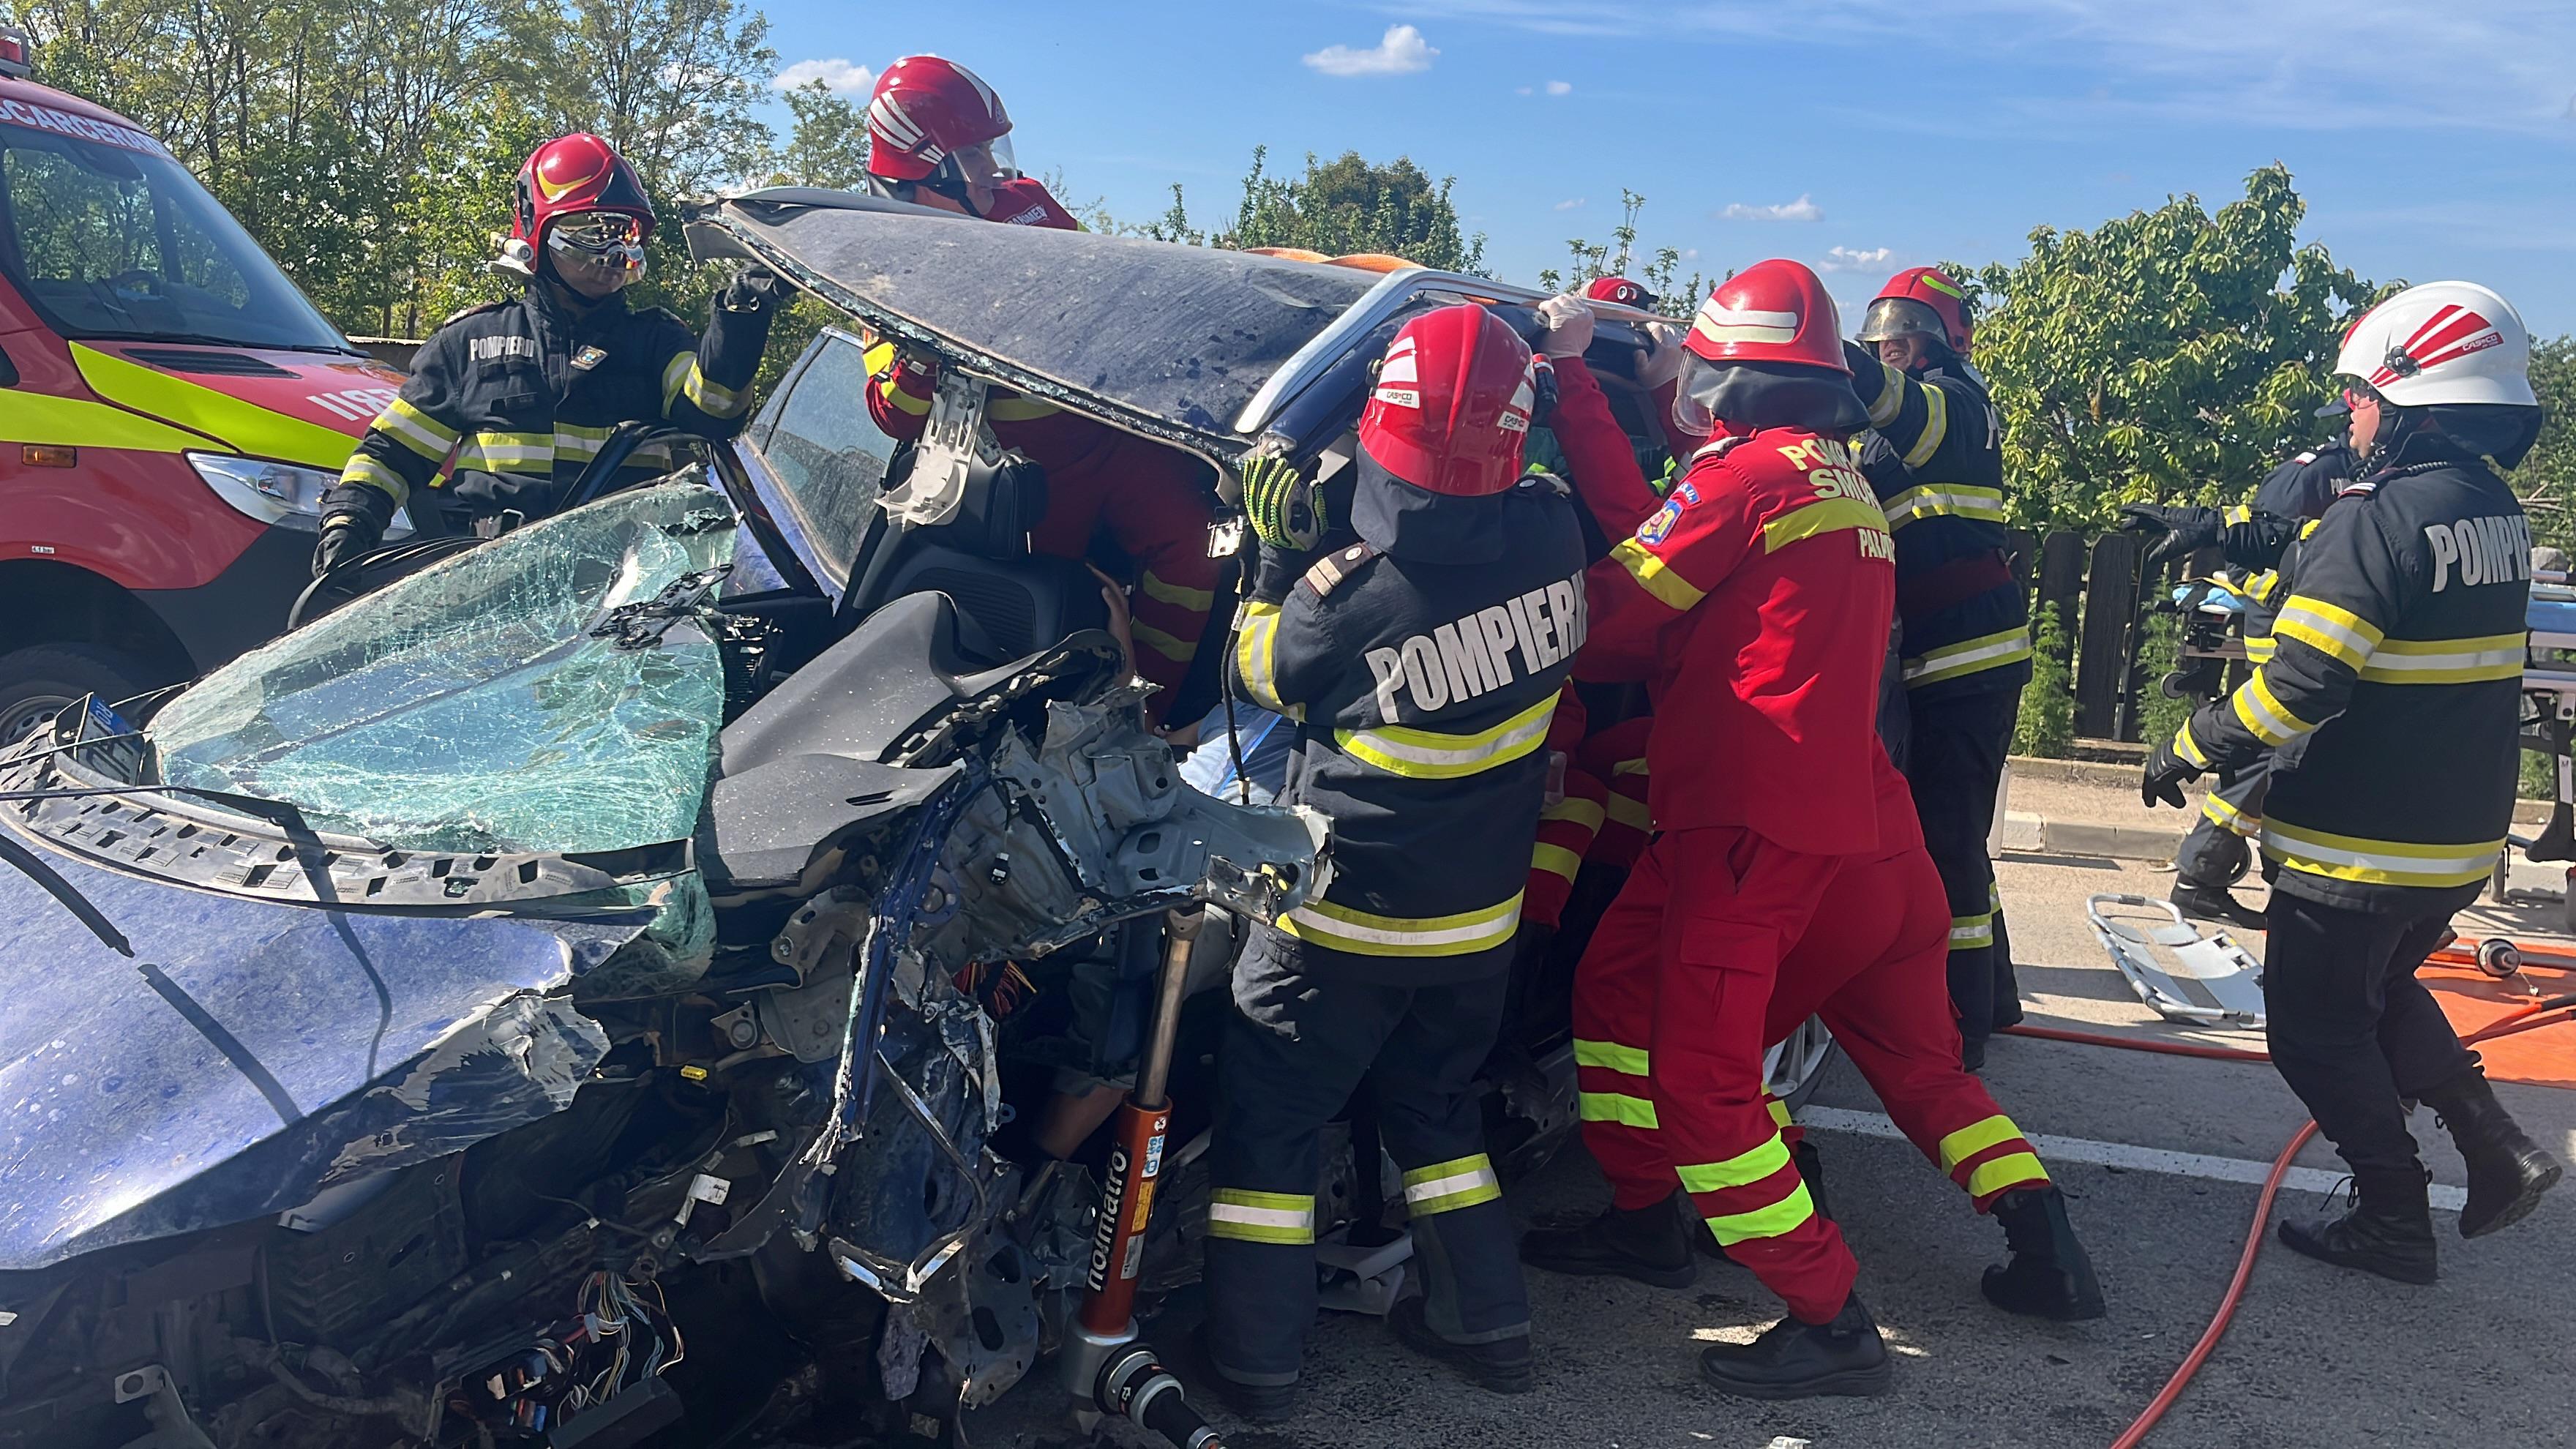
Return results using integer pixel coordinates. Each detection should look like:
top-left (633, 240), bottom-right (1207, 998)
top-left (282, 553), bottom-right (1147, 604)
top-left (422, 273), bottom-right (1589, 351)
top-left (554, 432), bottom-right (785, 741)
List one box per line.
top-left (1766, 1094), bottom-right (1794, 1128)
top-left (1580, 1092), bottom-right (1659, 1128)
top-left (987, 394), bottom-right (1062, 422)
top-left (1337, 692), bottom-right (1557, 780)
top-left (1762, 496), bottom-right (1893, 555)
top-left (455, 431), bottom-right (555, 476)
top-left (0, 389), bottom-right (214, 451)
top-left (1865, 359), bottom-right (1906, 429)
top-left (1902, 626), bottom-right (2032, 687)
top-left (1611, 536), bottom-right (1704, 610)
top-left (1402, 1154), bottom-right (1502, 1215)
top-left (2223, 504), bottom-right (2252, 527)
top-left (1531, 842), bottom-right (1583, 882)
top-left (2203, 790), bottom-right (2260, 836)
top-left (1542, 795), bottom-right (1607, 832)
top-left (660, 352), bottom-right (694, 413)
top-left (376, 397), bottom-right (458, 460)
top-left (553, 422), bottom-right (614, 462)
top-left (1677, 1136), bottom-right (1792, 1193)
top-left (1611, 757), bottom-right (1650, 778)
top-left (2261, 822), bottom-right (2504, 890)
top-left (2356, 632), bottom-right (2526, 685)
top-left (1131, 621), bottom-right (1195, 663)
top-left (1704, 1183), bottom-right (1816, 1246)
top-left (2249, 571), bottom-right (2284, 606)
top-left (1901, 382), bottom-right (1948, 468)
top-left (1233, 601), bottom-right (1293, 715)
top-left (2230, 670), bottom-right (2313, 746)
top-left (339, 452), bottom-right (411, 506)
top-left (1606, 792), bottom-right (1652, 831)
top-left (70, 342), bottom-right (362, 470)
top-left (1966, 1152), bottom-right (2050, 1199)
top-left (1949, 913), bottom-right (1994, 949)
top-left (2272, 596), bottom-right (2384, 669)
top-left (2244, 632), bottom-right (2277, 664)
top-left (2173, 719), bottom-right (2210, 768)
top-left (1937, 1115), bottom-right (2026, 1173)
top-left (1208, 1189), bottom-right (1314, 1244)
top-left (1280, 891), bottom-right (1523, 957)
top-left (1882, 483), bottom-right (2006, 529)
top-left (679, 356), bottom-right (750, 419)
top-left (1139, 570), bottom-right (1216, 611)
top-left (1574, 1038), bottom-right (1651, 1077)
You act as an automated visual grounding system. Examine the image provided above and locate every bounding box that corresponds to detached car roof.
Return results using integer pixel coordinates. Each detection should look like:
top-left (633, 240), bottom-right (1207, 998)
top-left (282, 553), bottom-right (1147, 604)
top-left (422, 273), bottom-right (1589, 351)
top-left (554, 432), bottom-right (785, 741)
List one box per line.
top-left (686, 190), bottom-right (1652, 460)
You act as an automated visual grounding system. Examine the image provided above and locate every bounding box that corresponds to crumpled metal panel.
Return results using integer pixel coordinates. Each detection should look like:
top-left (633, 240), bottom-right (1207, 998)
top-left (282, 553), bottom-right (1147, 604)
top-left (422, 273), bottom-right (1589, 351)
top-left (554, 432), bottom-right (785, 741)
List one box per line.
top-left (706, 194), bottom-right (1378, 443)
top-left (149, 484), bottom-right (736, 855)
top-left (0, 842), bottom-right (629, 1271)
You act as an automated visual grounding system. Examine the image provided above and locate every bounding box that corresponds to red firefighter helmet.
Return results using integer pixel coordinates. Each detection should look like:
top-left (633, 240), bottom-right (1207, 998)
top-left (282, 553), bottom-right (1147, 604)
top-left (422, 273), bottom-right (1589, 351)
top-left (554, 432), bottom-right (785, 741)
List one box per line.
top-left (1857, 265), bottom-right (1974, 353)
top-left (1359, 304), bottom-right (1540, 498)
top-left (503, 134), bottom-right (655, 283)
top-left (866, 56), bottom-right (1015, 185)
top-left (1682, 260), bottom-right (1849, 372)
top-left (1585, 275), bottom-right (1657, 310)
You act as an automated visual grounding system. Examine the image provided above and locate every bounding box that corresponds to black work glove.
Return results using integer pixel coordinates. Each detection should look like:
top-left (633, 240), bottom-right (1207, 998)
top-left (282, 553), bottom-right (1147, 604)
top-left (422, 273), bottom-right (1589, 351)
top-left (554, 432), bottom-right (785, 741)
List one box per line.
top-left (2140, 731), bottom-right (2201, 809)
top-left (312, 514), bottom-right (380, 577)
top-left (2117, 503), bottom-right (2223, 568)
top-left (722, 263), bottom-right (782, 312)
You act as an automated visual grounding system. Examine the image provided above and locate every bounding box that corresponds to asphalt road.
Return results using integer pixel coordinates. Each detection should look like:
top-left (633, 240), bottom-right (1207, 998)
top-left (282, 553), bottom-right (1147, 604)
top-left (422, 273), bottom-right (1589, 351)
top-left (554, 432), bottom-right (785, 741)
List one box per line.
top-left (955, 847), bottom-right (2576, 1449)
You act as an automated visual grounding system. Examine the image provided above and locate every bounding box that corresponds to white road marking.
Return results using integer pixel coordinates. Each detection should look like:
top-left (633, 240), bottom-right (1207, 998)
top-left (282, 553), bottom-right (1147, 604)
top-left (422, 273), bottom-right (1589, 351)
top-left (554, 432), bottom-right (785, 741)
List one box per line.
top-left (1795, 1105), bottom-right (2471, 1213)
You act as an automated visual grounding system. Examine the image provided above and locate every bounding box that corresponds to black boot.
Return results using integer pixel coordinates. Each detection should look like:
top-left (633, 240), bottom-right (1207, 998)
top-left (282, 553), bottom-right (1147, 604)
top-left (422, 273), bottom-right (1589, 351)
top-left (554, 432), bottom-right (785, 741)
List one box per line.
top-left (2277, 1167), bottom-right (2439, 1284)
top-left (1181, 1328), bottom-right (1298, 1423)
top-left (1388, 1298), bottom-right (1534, 1394)
top-left (1521, 1195), bottom-right (1696, 1289)
top-left (1980, 1186), bottom-right (2106, 1320)
top-left (2171, 880), bottom-right (2266, 933)
top-left (2420, 1071), bottom-right (2564, 1238)
top-left (1698, 1292), bottom-right (1892, 1400)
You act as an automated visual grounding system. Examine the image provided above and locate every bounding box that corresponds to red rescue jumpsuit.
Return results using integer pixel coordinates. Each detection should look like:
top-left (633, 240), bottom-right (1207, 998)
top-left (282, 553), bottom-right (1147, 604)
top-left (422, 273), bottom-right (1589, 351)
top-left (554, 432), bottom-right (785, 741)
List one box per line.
top-left (861, 184), bottom-right (1218, 722)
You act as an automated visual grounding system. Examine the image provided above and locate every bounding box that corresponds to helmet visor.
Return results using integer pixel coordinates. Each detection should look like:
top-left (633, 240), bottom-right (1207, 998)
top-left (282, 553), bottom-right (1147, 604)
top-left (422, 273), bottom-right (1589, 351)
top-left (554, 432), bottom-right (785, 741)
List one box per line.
top-left (1670, 351), bottom-right (1723, 438)
top-left (950, 133), bottom-right (1018, 185)
top-left (1854, 296), bottom-right (1947, 345)
top-left (547, 210), bottom-right (649, 285)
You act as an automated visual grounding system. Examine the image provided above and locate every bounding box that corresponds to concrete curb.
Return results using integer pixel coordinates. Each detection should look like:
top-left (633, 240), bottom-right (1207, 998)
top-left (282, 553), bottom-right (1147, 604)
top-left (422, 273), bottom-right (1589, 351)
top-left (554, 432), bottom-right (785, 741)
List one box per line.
top-left (1998, 812), bottom-right (2182, 863)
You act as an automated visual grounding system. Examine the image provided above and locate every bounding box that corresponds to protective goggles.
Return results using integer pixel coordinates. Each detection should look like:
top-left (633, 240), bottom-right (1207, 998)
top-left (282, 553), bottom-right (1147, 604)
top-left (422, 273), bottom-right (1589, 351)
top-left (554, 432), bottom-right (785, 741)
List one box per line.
top-left (547, 211), bottom-right (650, 277)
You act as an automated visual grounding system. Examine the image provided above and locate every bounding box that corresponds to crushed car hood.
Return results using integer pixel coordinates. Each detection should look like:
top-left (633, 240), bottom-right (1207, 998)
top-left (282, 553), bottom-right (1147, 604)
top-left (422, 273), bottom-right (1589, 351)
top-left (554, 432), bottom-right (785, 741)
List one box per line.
top-left (0, 845), bottom-right (640, 1271)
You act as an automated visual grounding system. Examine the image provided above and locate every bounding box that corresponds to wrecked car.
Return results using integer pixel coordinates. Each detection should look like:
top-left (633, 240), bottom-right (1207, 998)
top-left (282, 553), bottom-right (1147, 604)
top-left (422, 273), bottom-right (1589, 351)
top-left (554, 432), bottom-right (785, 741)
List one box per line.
top-left (0, 193), bottom-right (1830, 1448)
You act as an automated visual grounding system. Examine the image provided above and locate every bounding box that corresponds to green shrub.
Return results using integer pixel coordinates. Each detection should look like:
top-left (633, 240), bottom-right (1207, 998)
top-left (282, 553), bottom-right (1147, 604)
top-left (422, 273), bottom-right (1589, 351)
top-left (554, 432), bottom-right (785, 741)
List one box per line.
top-left (2133, 611), bottom-right (2194, 748)
top-left (2014, 603), bottom-right (2077, 757)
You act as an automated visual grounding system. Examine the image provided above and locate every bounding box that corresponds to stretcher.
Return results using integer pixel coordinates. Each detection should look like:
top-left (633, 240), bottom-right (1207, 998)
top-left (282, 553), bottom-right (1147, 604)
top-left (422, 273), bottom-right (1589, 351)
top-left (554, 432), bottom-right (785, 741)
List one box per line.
top-left (2086, 894), bottom-right (2266, 1028)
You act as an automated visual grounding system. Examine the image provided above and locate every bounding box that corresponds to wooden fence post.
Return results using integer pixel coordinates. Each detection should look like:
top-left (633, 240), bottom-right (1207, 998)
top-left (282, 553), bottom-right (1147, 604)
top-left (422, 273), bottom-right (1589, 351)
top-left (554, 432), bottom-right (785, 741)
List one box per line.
top-left (2035, 531), bottom-right (2086, 653)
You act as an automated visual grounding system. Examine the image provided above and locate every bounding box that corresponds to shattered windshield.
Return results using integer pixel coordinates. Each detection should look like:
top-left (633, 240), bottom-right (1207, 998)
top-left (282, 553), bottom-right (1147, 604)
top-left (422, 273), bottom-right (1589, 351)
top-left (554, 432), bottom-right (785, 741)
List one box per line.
top-left (149, 484), bottom-right (736, 853)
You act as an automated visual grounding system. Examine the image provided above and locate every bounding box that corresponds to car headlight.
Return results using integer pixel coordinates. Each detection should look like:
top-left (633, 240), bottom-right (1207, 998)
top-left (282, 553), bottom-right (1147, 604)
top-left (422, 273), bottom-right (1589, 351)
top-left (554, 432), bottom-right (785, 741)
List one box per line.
top-left (187, 452), bottom-right (413, 537)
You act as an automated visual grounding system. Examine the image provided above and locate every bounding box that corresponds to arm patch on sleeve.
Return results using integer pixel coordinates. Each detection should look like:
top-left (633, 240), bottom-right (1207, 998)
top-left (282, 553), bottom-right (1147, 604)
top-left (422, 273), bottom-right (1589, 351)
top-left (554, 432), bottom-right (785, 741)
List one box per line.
top-left (1299, 543), bottom-right (1379, 600)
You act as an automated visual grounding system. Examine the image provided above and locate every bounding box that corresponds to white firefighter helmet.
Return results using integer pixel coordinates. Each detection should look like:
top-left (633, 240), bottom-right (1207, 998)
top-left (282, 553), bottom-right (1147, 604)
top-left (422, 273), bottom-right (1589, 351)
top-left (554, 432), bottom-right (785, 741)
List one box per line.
top-left (2334, 280), bottom-right (2536, 408)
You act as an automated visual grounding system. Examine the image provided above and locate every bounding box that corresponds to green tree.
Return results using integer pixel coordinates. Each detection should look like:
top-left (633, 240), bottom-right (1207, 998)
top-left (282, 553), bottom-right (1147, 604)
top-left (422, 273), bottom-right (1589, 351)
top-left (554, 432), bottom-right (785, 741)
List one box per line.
top-left (2013, 603), bottom-right (2078, 757)
top-left (766, 77), bottom-right (869, 189)
top-left (2513, 336), bottom-right (2576, 554)
top-left (1162, 145), bottom-right (1486, 273)
top-left (1535, 189), bottom-right (1702, 317)
top-left (1965, 165), bottom-right (2379, 533)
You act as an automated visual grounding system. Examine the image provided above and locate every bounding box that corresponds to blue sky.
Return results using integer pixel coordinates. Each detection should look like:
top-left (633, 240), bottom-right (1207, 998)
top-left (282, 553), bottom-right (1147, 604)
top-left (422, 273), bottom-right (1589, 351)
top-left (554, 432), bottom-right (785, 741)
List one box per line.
top-left (753, 1), bottom-right (2576, 334)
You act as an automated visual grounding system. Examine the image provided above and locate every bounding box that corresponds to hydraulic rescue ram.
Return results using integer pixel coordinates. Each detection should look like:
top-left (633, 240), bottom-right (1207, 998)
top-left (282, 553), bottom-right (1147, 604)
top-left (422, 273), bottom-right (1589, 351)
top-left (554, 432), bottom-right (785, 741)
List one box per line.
top-left (1060, 908), bottom-right (1224, 1449)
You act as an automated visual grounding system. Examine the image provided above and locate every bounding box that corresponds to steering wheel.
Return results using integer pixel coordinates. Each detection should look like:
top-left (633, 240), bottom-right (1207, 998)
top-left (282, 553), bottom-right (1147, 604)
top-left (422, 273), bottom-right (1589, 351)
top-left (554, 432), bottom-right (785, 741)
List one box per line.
top-left (107, 269), bottom-right (165, 296)
top-left (286, 536), bottom-right (484, 631)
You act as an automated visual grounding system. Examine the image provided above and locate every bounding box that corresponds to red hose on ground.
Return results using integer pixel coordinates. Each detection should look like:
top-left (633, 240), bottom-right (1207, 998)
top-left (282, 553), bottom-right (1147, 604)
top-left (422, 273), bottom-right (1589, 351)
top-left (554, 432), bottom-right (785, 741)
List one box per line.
top-left (2007, 997), bottom-right (2576, 1448)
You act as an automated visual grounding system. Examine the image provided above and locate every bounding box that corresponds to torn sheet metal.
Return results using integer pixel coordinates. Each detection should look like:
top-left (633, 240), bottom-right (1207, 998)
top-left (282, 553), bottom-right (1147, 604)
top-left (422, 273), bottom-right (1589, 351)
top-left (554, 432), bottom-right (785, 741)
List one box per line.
top-left (0, 839), bottom-right (634, 1271)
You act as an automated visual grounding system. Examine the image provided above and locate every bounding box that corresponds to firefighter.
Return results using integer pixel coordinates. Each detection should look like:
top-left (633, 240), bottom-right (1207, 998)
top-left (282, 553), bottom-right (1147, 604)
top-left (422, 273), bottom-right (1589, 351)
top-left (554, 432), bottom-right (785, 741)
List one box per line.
top-left (318, 133), bottom-right (776, 570)
top-left (2124, 433), bottom-right (2358, 929)
top-left (1198, 304), bottom-right (1586, 1418)
top-left (2141, 280), bottom-right (2564, 1281)
top-left (1844, 266), bottom-right (2025, 1067)
top-left (858, 58), bottom-right (1218, 722)
top-left (862, 54), bottom-right (1079, 226)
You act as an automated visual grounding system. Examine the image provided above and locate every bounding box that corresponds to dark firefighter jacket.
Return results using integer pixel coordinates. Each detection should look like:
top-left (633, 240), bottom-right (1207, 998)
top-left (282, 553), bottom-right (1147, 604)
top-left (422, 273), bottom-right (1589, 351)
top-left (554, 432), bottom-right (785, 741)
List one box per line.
top-left (334, 282), bottom-right (769, 529)
top-left (2227, 441), bottom-right (2359, 666)
top-left (1846, 346), bottom-right (2031, 700)
top-left (1234, 466), bottom-right (1587, 984)
top-left (2173, 435), bottom-right (2531, 912)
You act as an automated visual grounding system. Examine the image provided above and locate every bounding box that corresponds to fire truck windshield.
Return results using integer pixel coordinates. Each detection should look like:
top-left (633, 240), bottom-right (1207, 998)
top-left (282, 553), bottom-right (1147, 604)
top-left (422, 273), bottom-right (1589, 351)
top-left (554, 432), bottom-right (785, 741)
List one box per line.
top-left (0, 116), bottom-right (348, 351)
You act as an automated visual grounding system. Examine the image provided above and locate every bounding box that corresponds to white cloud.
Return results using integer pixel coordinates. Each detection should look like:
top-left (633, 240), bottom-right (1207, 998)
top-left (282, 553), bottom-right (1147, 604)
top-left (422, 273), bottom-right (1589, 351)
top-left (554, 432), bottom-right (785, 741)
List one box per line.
top-left (1304, 24), bottom-right (1439, 77)
top-left (773, 58), bottom-right (874, 94)
top-left (1554, 197), bottom-right (1586, 211)
top-left (1722, 193), bottom-right (1823, 222)
top-left (1545, 79), bottom-right (1573, 95)
top-left (1515, 85), bottom-right (1532, 95)
top-left (1820, 245), bottom-right (1895, 272)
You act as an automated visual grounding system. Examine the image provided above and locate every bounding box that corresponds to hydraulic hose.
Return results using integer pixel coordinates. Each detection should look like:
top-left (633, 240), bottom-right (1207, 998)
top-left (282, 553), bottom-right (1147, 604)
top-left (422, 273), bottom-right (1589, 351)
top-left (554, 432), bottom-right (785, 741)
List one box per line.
top-left (2012, 995), bottom-right (2576, 1448)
